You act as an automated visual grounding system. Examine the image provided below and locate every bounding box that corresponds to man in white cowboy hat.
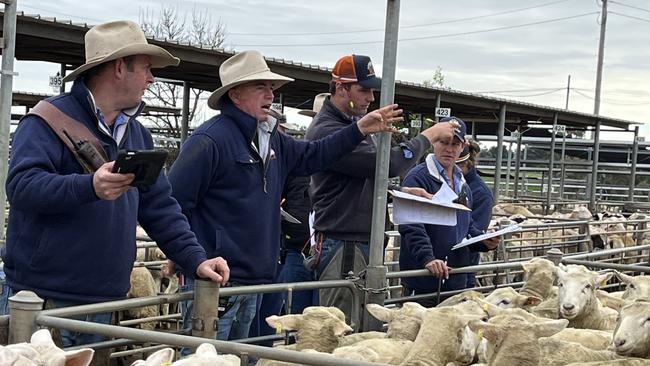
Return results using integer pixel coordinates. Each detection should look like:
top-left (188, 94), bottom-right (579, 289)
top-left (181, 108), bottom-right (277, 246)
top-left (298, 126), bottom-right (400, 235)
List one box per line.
top-left (167, 49), bottom-right (401, 341)
top-left (2, 20), bottom-right (229, 346)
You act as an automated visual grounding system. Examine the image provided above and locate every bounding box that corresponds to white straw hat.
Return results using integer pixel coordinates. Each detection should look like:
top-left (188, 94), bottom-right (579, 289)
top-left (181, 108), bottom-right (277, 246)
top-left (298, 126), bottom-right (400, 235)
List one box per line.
top-left (207, 50), bottom-right (294, 109)
top-left (63, 20), bottom-right (179, 82)
top-left (298, 93), bottom-right (330, 117)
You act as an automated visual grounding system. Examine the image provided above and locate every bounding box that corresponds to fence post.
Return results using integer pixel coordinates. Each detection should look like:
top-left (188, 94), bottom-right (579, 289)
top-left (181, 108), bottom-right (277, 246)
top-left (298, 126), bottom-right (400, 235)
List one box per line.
top-left (191, 279), bottom-right (220, 341)
top-left (578, 222), bottom-right (591, 252)
top-left (8, 291), bottom-right (44, 344)
top-left (634, 215), bottom-right (647, 247)
top-left (499, 219), bottom-right (513, 284)
top-left (546, 248), bottom-right (564, 266)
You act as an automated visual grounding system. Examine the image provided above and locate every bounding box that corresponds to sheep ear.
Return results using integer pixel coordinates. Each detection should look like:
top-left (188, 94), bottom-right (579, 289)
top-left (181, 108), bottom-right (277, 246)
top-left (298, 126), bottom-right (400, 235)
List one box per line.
top-left (63, 348), bottom-right (95, 366)
top-left (596, 290), bottom-right (627, 312)
top-left (30, 329), bottom-right (55, 345)
top-left (195, 343), bottom-right (218, 356)
top-left (614, 270), bottom-right (634, 285)
top-left (596, 272), bottom-right (614, 289)
top-left (332, 321), bottom-right (353, 337)
top-left (468, 320), bottom-right (501, 343)
top-left (265, 314), bottom-right (302, 332)
top-left (532, 319), bottom-right (568, 338)
top-left (518, 294), bottom-right (542, 307)
top-left (366, 303), bottom-right (394, 322)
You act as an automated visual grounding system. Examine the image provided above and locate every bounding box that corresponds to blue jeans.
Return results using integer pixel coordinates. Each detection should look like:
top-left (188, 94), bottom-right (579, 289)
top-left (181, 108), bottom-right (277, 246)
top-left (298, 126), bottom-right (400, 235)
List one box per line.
top-left (278, 250), bottom-right (317, 314)
top-left (315, 238), bottom-right (369, 330)
top-left (180, 277), bottom-right (257, 354)
top-left (0, 283), bottom-right (111, 347)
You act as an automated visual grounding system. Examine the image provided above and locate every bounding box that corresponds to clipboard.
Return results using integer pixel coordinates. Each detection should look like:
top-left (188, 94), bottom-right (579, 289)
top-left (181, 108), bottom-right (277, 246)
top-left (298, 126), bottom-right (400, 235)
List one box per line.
top-left (451, 224), bottom-right (522, 250)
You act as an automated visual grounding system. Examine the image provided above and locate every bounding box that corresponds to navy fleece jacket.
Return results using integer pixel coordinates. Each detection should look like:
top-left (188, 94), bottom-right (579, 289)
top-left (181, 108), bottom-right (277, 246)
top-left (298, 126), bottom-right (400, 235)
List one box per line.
top-left (4, 79), bottom-right (207, 303)
top-left (168, 99), bottom-right (365, 285)
top-left (399, 161), bottom-right (487, 292)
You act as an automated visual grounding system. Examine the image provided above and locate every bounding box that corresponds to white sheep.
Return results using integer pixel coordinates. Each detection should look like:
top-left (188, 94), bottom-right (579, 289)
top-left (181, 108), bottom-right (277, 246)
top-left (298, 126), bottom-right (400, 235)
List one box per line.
top-left (557, 264), bottom-right (616, 330)
top-left (130, 347), bottom-right (175, 366)
top-left (264, 306), bottom-right (352, 353)
top-left (520, 257), bottom-right (557, 301)
top-left (399, 307), bottom-right (483, 366)
top-left (484, 286), bottom-right (542, 309)
top-left (173, 343), bottom-right (240, 366)
top-left (468, 314), bottom-right (568, 366)
top-left (2, 329), bottom-right (94, 366)
top-left (333, 338), bottom-right (413, 365)
top-left (614, 271), bottom-right (650, 300)
top-left (611, 299), bottom-right (650, 359)
top-left (127, 266), bottom-right (159, 331)
top-left (364, 302), bottom-right (426, 341)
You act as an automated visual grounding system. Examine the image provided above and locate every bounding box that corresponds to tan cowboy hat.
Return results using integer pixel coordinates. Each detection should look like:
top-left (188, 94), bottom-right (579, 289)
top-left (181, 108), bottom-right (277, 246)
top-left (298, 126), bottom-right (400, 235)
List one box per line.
top-left (63, 20), bottom-right (180, 83)
top-left (207, 50), bottom-right (294, 109)
top-left (298, 93), bottom-right (330, 117)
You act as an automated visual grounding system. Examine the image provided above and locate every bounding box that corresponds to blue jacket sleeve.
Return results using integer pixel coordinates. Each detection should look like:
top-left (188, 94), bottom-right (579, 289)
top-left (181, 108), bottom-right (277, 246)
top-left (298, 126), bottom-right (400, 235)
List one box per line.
top-left (6, 116), bottom-right (99, 213)
top-left (137, 130), bottom-right (208, 275)
top-left (466, 189), bottom-right (492, 253)
top-left (281, 122), bottom-right (365, 176)
top-left (398, 172), bottom-right (436, 267)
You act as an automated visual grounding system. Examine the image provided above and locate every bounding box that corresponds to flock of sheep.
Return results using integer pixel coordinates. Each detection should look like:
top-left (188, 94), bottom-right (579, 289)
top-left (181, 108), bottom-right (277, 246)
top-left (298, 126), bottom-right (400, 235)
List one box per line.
top-left (3, 257), bottom-right (650, 365)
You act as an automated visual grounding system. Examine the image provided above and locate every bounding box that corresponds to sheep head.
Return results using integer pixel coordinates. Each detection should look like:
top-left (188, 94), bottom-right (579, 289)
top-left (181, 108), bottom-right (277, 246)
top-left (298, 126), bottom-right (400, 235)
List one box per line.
top-left (612, 300), bottom-right (650, 358)
top-left (557, 264), bottom-right (613, 320)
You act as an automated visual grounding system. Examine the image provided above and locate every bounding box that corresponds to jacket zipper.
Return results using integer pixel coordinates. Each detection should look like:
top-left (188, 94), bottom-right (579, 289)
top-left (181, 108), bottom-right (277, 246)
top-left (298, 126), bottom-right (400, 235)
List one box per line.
top-left (250, 120), bottom-right (278, 194)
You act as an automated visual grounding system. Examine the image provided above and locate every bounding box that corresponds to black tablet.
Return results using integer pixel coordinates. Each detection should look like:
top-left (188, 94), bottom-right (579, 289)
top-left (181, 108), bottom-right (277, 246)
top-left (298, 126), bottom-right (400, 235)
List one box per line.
top-left (112, 150), bottom-right (168, 187)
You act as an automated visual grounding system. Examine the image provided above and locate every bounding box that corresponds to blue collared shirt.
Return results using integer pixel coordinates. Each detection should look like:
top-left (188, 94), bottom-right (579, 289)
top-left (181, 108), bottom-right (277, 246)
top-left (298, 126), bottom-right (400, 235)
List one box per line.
top-left (432, 156), bottom-right (464, 194)
top-left (96, 108), bottom-right (128, 142)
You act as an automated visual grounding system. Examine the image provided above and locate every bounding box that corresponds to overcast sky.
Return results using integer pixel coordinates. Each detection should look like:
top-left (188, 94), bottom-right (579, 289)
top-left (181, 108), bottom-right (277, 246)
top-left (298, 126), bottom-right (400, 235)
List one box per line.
top-left (11, 0), bottom-right (650, 139)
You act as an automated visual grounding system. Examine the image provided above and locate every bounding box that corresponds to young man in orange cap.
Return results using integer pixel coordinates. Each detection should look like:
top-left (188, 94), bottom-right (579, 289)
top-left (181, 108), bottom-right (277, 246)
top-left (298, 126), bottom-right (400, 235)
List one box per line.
top-left (305, 55), bottom-right (459, 327)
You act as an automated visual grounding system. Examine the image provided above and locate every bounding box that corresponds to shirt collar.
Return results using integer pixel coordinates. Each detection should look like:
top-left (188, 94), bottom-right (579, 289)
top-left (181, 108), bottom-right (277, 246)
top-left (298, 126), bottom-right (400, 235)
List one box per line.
top-left (425, 153), bottom-right (465, 194)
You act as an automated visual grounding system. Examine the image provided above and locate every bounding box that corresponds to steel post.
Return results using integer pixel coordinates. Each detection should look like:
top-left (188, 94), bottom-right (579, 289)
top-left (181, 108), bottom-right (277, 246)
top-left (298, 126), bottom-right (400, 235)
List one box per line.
top-left (180, 81), bottom-right (190, 145)
top-left (589, 122), bottom-right (602, 211)
top-left (493, 104), bottom-right (507, 201)
top-left (9, 291), bottom-right (44, 344)
top-left (365, 0), bottom-right (400, 331)
top-left (0, 0), bottom-right (17, 240)
top-left (559, 132), bottom-right (567, 199)
top-left (513, 129), bottom-right (523, 199)
top-left (629, 126), bottom-right (639, 202)
top-left (546, 113), bottom-right (558, 214)
top-left (191, 279), bottom-right (220, 341)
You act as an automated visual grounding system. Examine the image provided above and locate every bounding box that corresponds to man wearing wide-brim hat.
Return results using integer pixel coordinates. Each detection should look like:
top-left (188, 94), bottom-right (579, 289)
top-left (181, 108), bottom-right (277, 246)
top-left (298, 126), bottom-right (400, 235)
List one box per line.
top-left (168, 49), bottom-right (402, 341)
top-left (3, 20), bottom-right (229, 347)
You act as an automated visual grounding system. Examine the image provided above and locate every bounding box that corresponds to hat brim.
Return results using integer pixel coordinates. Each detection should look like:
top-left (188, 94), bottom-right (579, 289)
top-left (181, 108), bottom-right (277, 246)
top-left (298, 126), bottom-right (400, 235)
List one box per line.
top-left (358, 76), bottom-right (382, 90)
top-left (207, 70), bottom-right (294, 110)
top-left (62, 43), bottom-right (180, 83)
top-left (298, 110), bottom-right (317, 117)
top-left (456, 153), bottom-right (470, 163)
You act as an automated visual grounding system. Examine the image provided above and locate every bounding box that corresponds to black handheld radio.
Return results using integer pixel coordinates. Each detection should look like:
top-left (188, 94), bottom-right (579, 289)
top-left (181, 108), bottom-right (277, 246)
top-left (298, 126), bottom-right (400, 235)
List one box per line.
top-left (62, 129), bottom-right (106, 171)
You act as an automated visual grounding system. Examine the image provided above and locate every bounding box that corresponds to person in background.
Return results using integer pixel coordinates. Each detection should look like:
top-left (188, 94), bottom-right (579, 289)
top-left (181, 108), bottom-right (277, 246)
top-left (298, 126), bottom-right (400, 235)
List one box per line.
top-left (305, 54), bottom-right (461, 328)
top-left (399, 117), bottom-right (499, 306)
top-left (168, 50), bottom-right (402, 342)
top-left (456, 140), bottom-right (494, 288)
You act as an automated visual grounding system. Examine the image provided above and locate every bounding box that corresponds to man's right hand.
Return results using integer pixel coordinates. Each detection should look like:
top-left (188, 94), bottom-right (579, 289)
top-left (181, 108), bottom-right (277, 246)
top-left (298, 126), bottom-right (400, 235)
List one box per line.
top-left (420, 120), bottom-right (461, 144)
top-left (93, 161), bottom-right (135, 200)
top-left (356, 104), bottom-right (403, 135)
top-left (425, 259), bottom-right (451, 279)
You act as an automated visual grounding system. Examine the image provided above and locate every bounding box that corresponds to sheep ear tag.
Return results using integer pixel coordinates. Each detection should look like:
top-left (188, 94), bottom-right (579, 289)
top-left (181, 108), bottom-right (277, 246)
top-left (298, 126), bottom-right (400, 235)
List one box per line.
top-left (477, 329), bottom-right (484, 340)
top-left (482, 303), bottom-right (489, 312)
top-left (275, 323), bottom-right (283, 334)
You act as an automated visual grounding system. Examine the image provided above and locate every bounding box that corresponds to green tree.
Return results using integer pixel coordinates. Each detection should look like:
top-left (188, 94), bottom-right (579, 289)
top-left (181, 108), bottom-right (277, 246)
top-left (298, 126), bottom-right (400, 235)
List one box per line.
top-left (422, 66), bottom-right (445, 88)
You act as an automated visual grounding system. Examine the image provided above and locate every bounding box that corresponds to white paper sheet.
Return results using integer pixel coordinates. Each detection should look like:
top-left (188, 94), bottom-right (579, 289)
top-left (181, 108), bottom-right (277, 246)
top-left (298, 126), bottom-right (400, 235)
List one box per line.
top-left (451, 224), bottom-right (522, 250)
top-left (390, 187), bottom-right (471, 226)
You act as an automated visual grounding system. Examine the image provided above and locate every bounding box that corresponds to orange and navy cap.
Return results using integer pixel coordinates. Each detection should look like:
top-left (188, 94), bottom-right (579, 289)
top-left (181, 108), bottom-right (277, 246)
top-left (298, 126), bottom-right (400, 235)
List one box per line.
top-left (332, 54), bottom-right (381, 89)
